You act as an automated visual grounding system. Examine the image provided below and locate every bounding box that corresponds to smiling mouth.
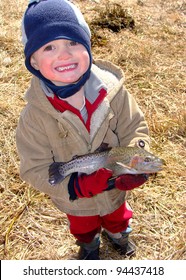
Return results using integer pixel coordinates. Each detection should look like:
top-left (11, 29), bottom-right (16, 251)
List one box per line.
top-left (56, 64), bottom-right (77, 72)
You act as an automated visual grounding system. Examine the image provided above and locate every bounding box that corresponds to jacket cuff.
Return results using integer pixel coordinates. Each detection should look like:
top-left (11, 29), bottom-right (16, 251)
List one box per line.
top-left (68, 172), bottom-right (78, 201)
top-left (105, 177), bottom-right (116, 191)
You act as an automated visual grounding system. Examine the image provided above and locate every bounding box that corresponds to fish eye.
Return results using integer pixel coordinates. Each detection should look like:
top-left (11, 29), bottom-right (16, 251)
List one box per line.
top-left (144, 156), bottom-right (152, 162)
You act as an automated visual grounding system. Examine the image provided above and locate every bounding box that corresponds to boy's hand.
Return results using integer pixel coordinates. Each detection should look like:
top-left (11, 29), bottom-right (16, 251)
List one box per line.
top-left (107, 174), bottom-right (149, 191)
top-left (68, 168), bottom-right (113, 200)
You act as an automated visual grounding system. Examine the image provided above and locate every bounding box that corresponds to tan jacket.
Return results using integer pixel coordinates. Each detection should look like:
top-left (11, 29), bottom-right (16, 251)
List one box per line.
top-left (16, 60), bottom-right (150, 216)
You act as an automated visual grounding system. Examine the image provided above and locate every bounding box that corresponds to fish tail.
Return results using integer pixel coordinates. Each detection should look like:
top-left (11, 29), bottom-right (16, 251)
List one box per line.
top-left (48, 162), bottom-right (65, 186)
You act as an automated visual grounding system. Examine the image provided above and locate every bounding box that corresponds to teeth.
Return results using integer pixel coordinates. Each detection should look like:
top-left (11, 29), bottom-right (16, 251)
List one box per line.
top-left (57, 64), bottom-right (76, 71)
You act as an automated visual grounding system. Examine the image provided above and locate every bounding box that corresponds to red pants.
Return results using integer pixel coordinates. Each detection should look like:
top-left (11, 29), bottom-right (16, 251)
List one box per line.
top-left (67, 202), bottom-right (132, 243)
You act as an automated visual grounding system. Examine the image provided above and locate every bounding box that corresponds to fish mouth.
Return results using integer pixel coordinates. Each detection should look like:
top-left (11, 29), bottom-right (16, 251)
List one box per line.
top-left (135, 158), bottom-right (164, 173)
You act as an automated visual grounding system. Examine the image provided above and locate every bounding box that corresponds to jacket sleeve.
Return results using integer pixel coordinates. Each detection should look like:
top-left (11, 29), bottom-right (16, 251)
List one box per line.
top-left (16, 107), bottom-right (69, 199)
top-left (113, 87), bottom-right (150, 150)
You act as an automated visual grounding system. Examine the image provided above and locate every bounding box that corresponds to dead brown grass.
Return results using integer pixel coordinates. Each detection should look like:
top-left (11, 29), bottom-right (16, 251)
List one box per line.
top-left (0, 0), bottom-right (185, 260)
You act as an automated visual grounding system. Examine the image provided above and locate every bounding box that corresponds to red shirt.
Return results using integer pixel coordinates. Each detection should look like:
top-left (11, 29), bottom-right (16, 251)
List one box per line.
top-left (47, 88), bottom-right (107, 132)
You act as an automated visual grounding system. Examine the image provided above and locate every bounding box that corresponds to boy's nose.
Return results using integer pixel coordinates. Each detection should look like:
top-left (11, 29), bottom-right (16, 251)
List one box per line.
top-left (58, 46), bottom-right (72, 60)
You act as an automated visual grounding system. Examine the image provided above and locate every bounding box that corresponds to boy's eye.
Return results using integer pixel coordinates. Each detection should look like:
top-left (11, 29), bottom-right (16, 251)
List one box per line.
top-left (69, 41), bottom-right (79, 46)
top-left (43, 45), bottom-right (54, 51)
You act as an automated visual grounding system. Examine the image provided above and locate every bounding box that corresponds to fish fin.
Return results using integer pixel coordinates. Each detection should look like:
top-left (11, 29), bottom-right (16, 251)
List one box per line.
top-left (116, 162), bottom-right (130, 168)
top-left (115, 162), bottom-right (138, 175)
top-left (95, 142), bottom-right (111, 153)
top-left (48, 162), bottom-right (65, 186)
top-left (72, 155), bottom-right (79, 160)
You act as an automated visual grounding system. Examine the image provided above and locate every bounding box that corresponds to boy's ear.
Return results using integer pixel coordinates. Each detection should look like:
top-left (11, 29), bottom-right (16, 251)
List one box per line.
top-left (30, 56), bottom-right (39, 70)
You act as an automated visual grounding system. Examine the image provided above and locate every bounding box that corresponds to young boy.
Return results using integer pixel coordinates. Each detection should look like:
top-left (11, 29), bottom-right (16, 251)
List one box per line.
top-left (16, 0), bottom-right (150, 260)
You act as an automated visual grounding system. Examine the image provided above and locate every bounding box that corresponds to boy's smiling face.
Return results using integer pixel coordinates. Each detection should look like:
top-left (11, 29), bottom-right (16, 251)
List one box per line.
top-left (30, 39), bottom-right (90, 86)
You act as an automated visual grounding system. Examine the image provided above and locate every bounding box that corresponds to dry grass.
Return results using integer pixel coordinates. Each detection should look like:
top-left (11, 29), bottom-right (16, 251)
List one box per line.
top-left (0, 0), bottom-right (185, 260)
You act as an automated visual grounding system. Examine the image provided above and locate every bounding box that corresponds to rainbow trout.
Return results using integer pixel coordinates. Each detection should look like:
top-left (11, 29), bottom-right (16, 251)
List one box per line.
top-left (48, 145), bottom-right (163, 186)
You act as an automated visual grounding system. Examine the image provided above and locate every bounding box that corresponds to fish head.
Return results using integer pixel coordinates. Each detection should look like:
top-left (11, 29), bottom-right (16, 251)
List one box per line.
top-left (129, 153), bottom-right (164, 173)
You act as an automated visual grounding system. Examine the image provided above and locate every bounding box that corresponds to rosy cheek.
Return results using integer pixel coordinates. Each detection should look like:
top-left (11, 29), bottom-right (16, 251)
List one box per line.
top-left (39, 67), bottom-right (50, 78)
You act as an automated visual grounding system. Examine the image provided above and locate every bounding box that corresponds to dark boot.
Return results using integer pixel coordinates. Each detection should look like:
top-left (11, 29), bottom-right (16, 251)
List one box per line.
top-left (76, 236), bottom-right (100, 260)
top-left (103, 226), bottom-right (136, 257)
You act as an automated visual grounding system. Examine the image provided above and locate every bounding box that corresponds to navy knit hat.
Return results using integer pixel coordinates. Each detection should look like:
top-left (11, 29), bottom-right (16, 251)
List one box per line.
top-left (22, 0), bottom-right (92, 98)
